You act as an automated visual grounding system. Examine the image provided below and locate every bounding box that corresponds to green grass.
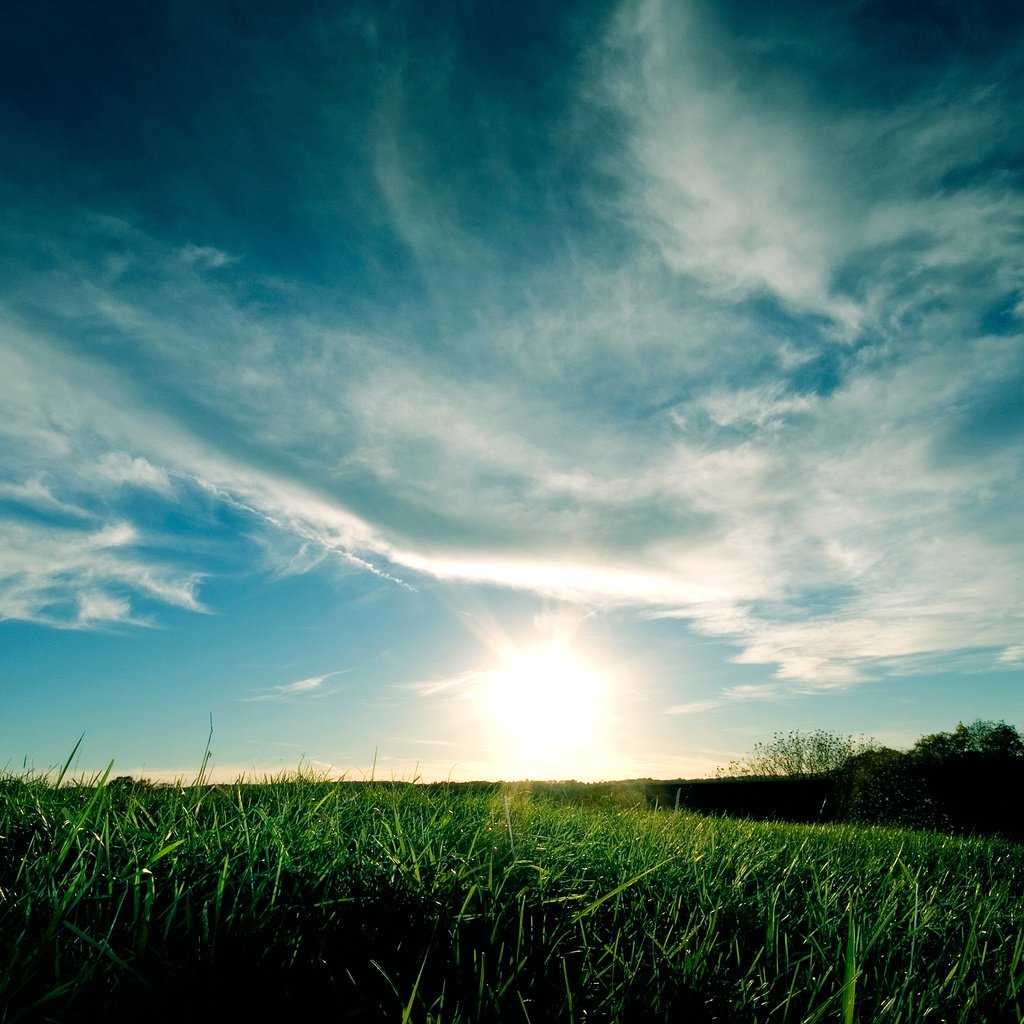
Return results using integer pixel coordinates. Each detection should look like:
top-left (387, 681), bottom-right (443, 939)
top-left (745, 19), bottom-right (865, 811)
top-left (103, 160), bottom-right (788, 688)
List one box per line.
top-left (2, 770), bottom-right (1022, 1022)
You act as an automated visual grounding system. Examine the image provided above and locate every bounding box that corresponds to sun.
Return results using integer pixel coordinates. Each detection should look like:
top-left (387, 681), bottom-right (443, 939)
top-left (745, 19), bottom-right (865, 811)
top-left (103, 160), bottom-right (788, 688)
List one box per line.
top-left (481, 643), bottom-right (608, 772)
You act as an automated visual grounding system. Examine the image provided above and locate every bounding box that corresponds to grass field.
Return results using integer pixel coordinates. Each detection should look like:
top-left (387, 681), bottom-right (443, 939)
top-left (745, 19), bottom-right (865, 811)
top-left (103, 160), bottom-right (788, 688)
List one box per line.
top-left (2, 766), bottom-right (1022, 1022)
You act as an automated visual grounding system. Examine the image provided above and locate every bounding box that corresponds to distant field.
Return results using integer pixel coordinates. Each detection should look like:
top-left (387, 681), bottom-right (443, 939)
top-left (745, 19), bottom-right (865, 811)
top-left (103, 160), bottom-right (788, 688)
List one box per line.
top-left (2, 773), bottom-right (1022, 1022)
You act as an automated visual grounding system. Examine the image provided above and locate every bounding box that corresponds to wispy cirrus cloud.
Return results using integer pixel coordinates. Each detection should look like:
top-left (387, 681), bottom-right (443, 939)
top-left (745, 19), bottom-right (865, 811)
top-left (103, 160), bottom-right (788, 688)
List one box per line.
top-left (606, 0), bottom-right (1024, 332)
top-left (2, 180), bottom-right (1021, 682)
top-left (0, 518), bottom-right (204, 628)
top-left (0, 475), bottom-right (92, 519)
top-left (243, 671), bottom-right (349, 703)
top-left (0, 0), bottom-right (1020, 699)
top-left (667, 700), bottom-right (724, 716)
top-left (721, 684), bottom-right (797, 703)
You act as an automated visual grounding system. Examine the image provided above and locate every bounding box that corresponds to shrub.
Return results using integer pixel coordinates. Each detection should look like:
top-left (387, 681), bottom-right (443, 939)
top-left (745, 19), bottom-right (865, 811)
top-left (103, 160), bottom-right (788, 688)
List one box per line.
top-left (720, 729), bottom-right (875, 779)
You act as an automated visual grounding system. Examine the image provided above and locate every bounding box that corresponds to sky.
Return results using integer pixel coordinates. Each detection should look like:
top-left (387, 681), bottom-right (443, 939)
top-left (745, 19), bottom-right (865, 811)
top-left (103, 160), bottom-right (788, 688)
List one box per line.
top-left (1, 0), bottom-right (1022, 783)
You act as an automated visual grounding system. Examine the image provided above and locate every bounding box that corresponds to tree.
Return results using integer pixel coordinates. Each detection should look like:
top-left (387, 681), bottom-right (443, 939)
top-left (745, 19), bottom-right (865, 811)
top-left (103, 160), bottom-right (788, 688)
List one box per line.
top-left (911, 720), bottom-right (1024, 762)
top-left (720, 729), bottom-right (874, 778)
top-left (906, 720), bottom-right (1024, 839)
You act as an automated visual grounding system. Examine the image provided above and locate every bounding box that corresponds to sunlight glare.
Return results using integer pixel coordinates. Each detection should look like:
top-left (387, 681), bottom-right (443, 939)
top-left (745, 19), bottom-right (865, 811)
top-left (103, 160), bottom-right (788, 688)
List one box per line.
top-left (482, 643), bottom-right (608, 774)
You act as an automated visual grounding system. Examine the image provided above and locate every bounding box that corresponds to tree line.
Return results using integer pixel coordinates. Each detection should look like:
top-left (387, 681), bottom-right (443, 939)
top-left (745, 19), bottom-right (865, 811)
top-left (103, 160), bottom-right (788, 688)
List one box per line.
top-left (716, 720), bottom-right (1024, 838)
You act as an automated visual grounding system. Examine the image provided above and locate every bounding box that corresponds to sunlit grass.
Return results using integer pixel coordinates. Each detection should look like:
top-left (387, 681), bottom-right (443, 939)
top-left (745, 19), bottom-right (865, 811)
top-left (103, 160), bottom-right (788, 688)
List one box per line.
top-left (2, 767), bottom-right (1022, 1022)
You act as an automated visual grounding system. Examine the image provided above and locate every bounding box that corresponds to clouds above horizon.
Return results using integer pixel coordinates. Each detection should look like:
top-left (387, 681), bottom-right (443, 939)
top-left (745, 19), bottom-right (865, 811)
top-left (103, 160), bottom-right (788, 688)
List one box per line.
top-left (1, 0), bottom-right (1021, 689)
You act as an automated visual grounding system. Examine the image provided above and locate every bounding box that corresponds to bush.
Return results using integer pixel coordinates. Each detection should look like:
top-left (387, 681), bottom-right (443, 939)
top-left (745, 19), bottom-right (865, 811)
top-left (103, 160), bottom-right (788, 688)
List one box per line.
top-left (837, 747), bottom-right (946, 829)
top-left (720, 730), bottom-right (875, 779)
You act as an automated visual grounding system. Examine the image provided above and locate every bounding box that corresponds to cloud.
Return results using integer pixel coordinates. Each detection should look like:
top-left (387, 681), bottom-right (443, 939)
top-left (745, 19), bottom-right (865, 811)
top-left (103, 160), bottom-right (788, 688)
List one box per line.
top-left (95, 452), bottom-right (173, 494)
top-left (0, 475), bottom-right (92, 519)
top-left (999, 645), bottom-right (1024, 666)
top-left (243, 671), bottom-right (348, 702)
top-left (604, 0), bottom-right (1024, 336)
top-left (602, 0), bottom-right (859, 329)
top-left (77, 591), bottom-right (133, 624)
top-left (178, 244), bottom-right (237, 270)
top-left (280, 675), bottom-right (331, 694)
top-left (0, 0), bottom-right (1021, 691)
top-left (0, 517), bottom-right (204, 628)
top-left (666, 700), bottom-right (723, 716)
top-left (3, 195), bottom-right (1021, 681)
top-left (407, 669), bottom-right (488, 702)
top-left (721, 684), bottom-right (797, 703)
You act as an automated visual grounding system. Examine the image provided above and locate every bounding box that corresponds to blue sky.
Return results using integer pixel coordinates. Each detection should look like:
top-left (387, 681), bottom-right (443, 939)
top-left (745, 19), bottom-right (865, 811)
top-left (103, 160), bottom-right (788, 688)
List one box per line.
top-left (2, 0), bottom-right (1022, 781)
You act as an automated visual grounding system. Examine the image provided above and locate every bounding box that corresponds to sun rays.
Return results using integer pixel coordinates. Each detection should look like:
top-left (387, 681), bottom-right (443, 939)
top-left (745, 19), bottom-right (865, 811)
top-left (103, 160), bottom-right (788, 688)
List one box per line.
top-left (480, 642), bottom-right (610, 776)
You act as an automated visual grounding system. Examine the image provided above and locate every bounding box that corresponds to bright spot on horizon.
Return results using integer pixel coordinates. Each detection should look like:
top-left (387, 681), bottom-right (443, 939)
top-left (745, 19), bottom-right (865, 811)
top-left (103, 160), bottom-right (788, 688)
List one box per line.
top-left (481, 643), bottom-right (609, 777)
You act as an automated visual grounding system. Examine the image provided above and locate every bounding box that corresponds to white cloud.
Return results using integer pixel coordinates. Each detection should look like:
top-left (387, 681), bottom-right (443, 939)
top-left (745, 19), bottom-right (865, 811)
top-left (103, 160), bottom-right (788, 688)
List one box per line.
top-left (77, 591), bottom-right (133, 625)
top-left (0, 475), bottom-right (92, 518)
top-left (1, 22), bottom-right (1022, 701)
top-left (603, 0), bottom-right (1024, 346)
top-left (243, 671), bottom-right (347, 702)
top-left (4, 229), bottom-right (1021, 679)
top-left (0, 518), bottom-right (203, 628)
top-left (602, 0), bottom-right (861, 330)
top-left (666, 700), bottom-right (723, 715)
top-left (281, 675), bottom-right (330, 694)
top-left (95, 452), bottom-right (172, 494)
top-left (721, 683), bottom-right (797, 702)
top-left (683, 385), bottom-right (817, 431)
top-left (998, 645), bottom-right (1024, 666)
top-left (178, 243), bottom-right (237, 269)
